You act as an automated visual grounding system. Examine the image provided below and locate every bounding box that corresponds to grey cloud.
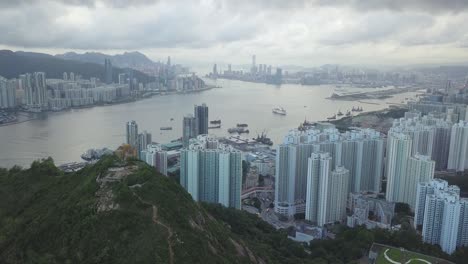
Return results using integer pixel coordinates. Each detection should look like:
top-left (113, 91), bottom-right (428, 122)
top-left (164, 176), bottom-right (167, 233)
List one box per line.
top-left (319, 13), bottom-right (434, 46)
top-left (0, 0), bottom-right (263, 50)
top-left (217, 0), bottom-right (468, 15)
top-left (316, 0), bottom-right (468, 14)
top-left (1, 0), bottom-right (468, 66)
top-left (0, 0), bottom-right (158, 8)
top-left (2, 0), bottom-right (468, 13)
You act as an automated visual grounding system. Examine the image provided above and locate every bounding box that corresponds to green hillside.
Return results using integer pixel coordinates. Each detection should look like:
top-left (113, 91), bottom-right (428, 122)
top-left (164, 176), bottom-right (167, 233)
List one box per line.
top-left (0, 156), bottom-right (311, 264)
top-left (0, 156), bottom-right (465, 264)
top-left (0, 50), bottom-right (155, 83)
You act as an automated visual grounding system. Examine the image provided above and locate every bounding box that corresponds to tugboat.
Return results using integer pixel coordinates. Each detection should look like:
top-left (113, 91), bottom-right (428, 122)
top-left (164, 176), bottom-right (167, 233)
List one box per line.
top-left (272, 106), bottom-right (287, 115)
top-left (327, 114), bottom-right (336, 120)
top-left (337, 110), bottom-right (344, 116)
top-left (254, 131), bottom-right (273, 146)
top-left (303, 119), bottom-right (315, 127)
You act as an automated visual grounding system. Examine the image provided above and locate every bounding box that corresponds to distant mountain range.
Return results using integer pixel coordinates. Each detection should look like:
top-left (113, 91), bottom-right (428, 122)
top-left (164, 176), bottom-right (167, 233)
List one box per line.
top-left (0, 50), bottom-right (155, 83)
top-left (56, 51), bottom-right (158, 69)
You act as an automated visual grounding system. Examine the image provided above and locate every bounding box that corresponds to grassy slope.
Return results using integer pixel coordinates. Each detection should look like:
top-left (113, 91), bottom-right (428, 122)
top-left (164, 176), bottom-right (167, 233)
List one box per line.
top-left (0, 156), bottom-right (263, 264)
top-left (0, 156), bottom-right (461, 264)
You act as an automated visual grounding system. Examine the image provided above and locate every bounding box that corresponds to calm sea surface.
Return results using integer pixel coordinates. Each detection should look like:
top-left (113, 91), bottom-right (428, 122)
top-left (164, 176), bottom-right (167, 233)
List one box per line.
top-left (0, 79), bottom-right (419, 168)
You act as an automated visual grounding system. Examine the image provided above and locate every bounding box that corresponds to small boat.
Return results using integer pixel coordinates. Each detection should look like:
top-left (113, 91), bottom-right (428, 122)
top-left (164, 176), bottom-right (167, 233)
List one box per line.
top-left (210, 120), bottom-right (221, 124)
top-left (345, 111), bottom-right (352, 117)
top-left (327, 114), bottom-right (336, 120)
top-left (337, 110), bottom-right (344, 116)
top-left (170, 118), bottom-right (174, 121)
top-left (160, 127), bottom-right (173, 130)
top-left (209, 124), bottom-right (221, 129)
top-left (237, 123), bottom-right (248, 127)
top-left (272, 106), bottom-right (287, 115)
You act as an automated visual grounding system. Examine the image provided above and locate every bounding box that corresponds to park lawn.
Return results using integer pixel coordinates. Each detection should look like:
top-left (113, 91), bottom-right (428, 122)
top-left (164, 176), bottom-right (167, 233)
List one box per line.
top-left (376, 247), bottom-right (435, 264)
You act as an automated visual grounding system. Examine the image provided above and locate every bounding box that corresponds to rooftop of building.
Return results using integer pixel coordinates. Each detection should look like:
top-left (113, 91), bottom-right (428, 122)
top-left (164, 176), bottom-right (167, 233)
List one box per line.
top-left (161, 141), bottom-right (183, 150)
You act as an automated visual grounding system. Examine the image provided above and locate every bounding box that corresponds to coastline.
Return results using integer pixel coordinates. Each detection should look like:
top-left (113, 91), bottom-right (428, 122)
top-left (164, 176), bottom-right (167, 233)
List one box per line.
top-left (0, 86), bottom-right (216, 127)
top-left (328, 106), bottom-right (408, 133)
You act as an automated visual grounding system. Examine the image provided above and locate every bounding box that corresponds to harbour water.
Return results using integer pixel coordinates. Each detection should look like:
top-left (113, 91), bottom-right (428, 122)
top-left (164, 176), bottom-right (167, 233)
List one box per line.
top-left (0, 79), bottom-right (419, 168)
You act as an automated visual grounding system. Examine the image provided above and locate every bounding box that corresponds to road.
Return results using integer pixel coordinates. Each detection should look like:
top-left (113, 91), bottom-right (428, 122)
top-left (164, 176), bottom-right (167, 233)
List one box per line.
top-left (242, 190), bottom-right (295, 230)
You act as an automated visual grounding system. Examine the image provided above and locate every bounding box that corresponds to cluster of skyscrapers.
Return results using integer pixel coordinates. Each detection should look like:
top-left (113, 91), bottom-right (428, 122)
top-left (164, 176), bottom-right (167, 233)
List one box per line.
top-left (125, 120), bottom-right (168, 176)
top-left (0, 69), bottom-right (133, 112)
top-left (183, 103), bottom-right (208, 147)
top-left (271, 104), bottom-right (468, 253)
top-left (180, 135), bottom-right (242, 209)
top-left (125, 103), bottom-right (242, 210)
top-left (178, 103), bottom-right (243, 209)
top-left (275, 126), bottom-right (385, 225)
top-left (415, 179), bottom-right (468, 254)
top-left (384, 113), bottom-right (468, 212)
top-left (209, 55), bottom-right (282, 85)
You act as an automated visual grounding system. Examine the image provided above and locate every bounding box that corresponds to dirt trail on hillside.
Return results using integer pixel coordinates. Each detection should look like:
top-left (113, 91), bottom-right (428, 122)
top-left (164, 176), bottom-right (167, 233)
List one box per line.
top-left (132, 190), bottom-right (175, 264)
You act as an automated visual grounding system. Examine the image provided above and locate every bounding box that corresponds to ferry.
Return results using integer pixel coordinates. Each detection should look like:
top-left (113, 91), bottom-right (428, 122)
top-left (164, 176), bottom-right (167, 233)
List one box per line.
top-left (272, 106), bottom-right (287, 115)
top-left (160, 127), bottom-right (173, 130)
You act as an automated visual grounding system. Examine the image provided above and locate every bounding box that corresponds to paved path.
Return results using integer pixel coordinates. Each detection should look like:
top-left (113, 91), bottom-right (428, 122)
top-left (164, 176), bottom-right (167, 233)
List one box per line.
top-left (383, 249), bottom-right (432, 264)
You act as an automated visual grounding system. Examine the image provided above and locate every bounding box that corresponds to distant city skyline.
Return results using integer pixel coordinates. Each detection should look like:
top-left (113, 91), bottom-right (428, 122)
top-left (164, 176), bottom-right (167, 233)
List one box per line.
top-left (1, 1), bottom-right (468, 67)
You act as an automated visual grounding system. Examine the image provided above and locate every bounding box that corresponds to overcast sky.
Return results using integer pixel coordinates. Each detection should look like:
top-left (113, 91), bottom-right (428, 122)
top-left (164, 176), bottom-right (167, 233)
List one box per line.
top-left (1, 0), bottom-right (468, 68)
